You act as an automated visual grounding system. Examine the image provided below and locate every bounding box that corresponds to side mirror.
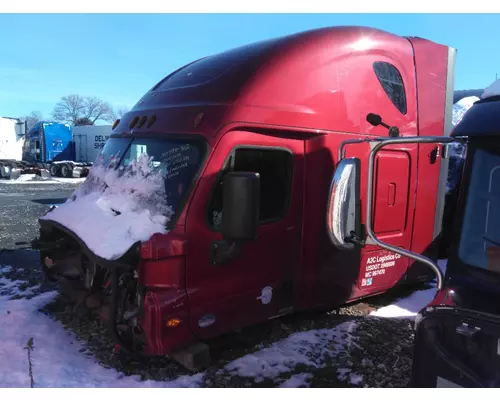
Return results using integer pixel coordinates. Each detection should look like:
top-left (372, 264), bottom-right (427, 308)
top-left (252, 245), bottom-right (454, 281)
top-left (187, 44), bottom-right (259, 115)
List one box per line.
top-left (221, 171), bottom-right (260, 241)
top-left (326, 158), bottom-right (363, 250)
top-left (212, 171), bottom-right (260, 265)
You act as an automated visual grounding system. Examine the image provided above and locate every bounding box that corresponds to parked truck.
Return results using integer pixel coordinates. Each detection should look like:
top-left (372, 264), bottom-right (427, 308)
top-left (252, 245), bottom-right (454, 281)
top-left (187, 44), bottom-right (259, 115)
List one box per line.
top-left (408, 80), bottom-right (500, 388)
top-left (32, 26), bottom-right (455, 370)
top-left (0, 116), bottom-right (28, 178)
top-left (0, 121), bottom-right (112, 180)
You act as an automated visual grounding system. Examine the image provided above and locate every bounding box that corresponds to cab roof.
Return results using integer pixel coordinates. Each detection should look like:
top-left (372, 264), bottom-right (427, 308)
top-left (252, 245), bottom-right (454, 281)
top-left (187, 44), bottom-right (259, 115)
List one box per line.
top-left (132, 26), bottom-right (415, 111)
top-left (117, 25), bottom-right (448, 139)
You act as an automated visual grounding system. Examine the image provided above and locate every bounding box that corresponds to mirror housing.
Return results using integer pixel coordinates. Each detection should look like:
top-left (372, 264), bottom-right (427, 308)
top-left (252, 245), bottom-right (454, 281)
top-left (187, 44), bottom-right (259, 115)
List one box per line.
top-left (221, 171), bottom-right (260, 241)
top-left (326, 158), bottom-right (363, 250)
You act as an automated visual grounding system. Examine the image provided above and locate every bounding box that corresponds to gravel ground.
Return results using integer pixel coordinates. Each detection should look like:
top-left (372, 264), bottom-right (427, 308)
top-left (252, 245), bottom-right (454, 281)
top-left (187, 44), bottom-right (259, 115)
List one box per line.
top-left (35, 292), bottom-right (418, 388)
top-left (0, 180), bottom-right (422, 388)
top-left (0, 180), bottom-right (80, 250)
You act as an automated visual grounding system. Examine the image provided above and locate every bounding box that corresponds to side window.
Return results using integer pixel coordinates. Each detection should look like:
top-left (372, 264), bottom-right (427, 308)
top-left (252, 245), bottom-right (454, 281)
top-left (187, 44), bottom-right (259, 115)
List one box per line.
top-left (23, 138), bottom-right (30, 153)
top-left (373, 61), bottom-right (407, 115)
top-left (35, 140), bottom-right (41, 160)
top-left (208, 147), bottom-right (293, 228)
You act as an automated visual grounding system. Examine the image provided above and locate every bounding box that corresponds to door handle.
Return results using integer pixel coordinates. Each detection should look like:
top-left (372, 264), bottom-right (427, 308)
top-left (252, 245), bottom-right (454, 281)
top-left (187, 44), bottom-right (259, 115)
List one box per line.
top-left (456, 322), bottom-right (481, 337)
top-left (387, 183), bottom-right (396, 206)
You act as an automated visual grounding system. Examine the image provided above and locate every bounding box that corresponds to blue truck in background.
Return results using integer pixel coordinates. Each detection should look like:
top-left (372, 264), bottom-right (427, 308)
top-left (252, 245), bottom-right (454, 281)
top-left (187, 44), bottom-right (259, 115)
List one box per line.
top-left (21, 121), bottom-right (91, 178)
top-left (23, 121), bottom-right (75, 163)
top-left (0, 120), bottom-right (111, 180)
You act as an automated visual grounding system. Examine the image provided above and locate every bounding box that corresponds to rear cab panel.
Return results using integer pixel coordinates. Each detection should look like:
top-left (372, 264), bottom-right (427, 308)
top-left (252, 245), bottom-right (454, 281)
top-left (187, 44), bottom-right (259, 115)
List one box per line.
top-left (405, 38), bottom-right (456, 282)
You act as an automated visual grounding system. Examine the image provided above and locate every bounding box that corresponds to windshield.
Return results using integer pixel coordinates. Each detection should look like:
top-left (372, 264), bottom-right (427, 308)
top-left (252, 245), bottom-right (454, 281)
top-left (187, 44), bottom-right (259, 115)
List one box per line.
top-left (458, 145), bottom-right (500, 273)
top-left (93, 136), bottom-right (206, 219)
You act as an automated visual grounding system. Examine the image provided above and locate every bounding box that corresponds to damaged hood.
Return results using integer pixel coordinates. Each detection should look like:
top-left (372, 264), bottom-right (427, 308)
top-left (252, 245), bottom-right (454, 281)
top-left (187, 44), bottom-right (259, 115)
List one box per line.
top-left (41, 154), bottom-right (173, 260)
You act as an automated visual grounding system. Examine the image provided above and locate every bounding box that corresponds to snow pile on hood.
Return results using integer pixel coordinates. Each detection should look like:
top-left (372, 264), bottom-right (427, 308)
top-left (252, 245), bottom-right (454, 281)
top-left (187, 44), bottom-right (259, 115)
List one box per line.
top-left (482, 78), bottom-right (500, 99)
top-left (41, 154), bottom-right (173, 260)
top-left (452, 96), bottom-right (479, 126)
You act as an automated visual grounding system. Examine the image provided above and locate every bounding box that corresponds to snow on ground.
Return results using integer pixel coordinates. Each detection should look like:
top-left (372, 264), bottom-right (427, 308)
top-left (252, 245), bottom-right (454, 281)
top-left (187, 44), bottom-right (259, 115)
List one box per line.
top-left (0, 266), bottom-right (12, 274)
top-left (369, 260), bottom-right (447, 319)
top-left (279, 373), bottom-right (313, 388)
top-left (0, 274), bottom-right (203, 388)
top-left (0, 263), bottom-right (362, 388)
top-left (221, 320), bottom-right (359, 385)
top-left (41, 154), bottom-right (172, 260)
top-left (0, 258), bottom-right (451, 387)
top-left (0, 174), bottom-right (85, 184)
top-left (349, 372), bottom-right (363, 386)
top-left (369, 288), bottom-right (437, 319)
top-left (51, 177), bottom-right (87, 184)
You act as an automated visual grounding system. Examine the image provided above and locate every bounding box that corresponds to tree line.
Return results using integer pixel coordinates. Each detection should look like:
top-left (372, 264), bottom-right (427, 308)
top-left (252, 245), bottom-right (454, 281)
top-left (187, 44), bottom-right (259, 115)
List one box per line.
top-left (21, 94), bottom-right (130, 131)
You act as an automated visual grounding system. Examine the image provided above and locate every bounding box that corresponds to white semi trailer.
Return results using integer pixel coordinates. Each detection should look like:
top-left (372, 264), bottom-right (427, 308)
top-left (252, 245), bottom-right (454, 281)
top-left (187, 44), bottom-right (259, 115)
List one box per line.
top-left (73, 124), bottom-right (111, 163)
top-left (0, 116), bottom-right (29, 178)
top-left (48, 124), bottom-right (112, 178)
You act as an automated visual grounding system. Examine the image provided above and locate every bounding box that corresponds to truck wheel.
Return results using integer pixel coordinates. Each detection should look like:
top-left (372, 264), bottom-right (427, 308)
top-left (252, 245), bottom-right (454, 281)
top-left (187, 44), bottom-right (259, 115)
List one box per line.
top-left (61, 163), bottom-right (73, 178)
top-left (50, 164), bottom-right (59, 177)
top-left (0, 162), bottom-right (13, 179)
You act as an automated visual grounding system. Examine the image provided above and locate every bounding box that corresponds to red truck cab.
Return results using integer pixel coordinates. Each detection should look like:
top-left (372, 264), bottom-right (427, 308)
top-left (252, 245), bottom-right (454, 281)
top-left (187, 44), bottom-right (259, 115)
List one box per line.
top-left (35, 26), bottom-right (455, 369)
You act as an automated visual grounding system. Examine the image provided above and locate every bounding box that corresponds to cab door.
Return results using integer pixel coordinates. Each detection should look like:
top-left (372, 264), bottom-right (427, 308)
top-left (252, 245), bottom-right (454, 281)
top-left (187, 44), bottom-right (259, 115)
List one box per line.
top-left (343, 143), bottom-right (418, 295)
top-left (185, 130), bottom-right (305, 339)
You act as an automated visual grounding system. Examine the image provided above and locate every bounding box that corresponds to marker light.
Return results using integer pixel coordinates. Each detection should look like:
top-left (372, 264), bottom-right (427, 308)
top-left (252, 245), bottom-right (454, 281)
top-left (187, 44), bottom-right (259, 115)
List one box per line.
top-left (129, 116), bottom-right (139, 129)
top-left (166, 318), bottom-right (182, 328)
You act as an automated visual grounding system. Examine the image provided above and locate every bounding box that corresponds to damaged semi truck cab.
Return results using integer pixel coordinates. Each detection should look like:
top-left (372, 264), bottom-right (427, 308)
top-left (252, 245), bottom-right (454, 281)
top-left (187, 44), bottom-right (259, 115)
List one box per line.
top-left (36, 26), bottom-right (456, 366)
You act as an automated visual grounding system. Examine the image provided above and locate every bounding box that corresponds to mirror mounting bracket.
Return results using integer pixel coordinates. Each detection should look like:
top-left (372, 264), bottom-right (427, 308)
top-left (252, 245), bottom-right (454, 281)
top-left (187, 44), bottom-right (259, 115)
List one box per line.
top-left (210, 240), bottom-right (244, 265)
top-left (344, 230), bottom-right (365, 246)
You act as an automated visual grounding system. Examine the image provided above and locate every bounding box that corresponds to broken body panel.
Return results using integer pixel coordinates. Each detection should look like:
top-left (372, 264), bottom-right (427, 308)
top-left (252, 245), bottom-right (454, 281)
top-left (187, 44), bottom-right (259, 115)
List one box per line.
top-left (36, 26), bottom-right (455, 365)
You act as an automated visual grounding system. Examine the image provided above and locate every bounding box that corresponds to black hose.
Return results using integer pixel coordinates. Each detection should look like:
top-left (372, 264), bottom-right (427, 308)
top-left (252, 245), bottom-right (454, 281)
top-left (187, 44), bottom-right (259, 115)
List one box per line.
top-left (109, 268), bottom-right (133, 353)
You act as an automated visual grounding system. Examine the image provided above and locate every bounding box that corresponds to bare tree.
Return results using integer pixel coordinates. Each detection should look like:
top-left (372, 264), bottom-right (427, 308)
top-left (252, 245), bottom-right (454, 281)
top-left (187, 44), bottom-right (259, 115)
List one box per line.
top-left (52, 94), bottom-right (113, 125)
top-left (21, 111), bottom-right (43, 132)
top-left (108, 106), bottom-right (130, 122)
